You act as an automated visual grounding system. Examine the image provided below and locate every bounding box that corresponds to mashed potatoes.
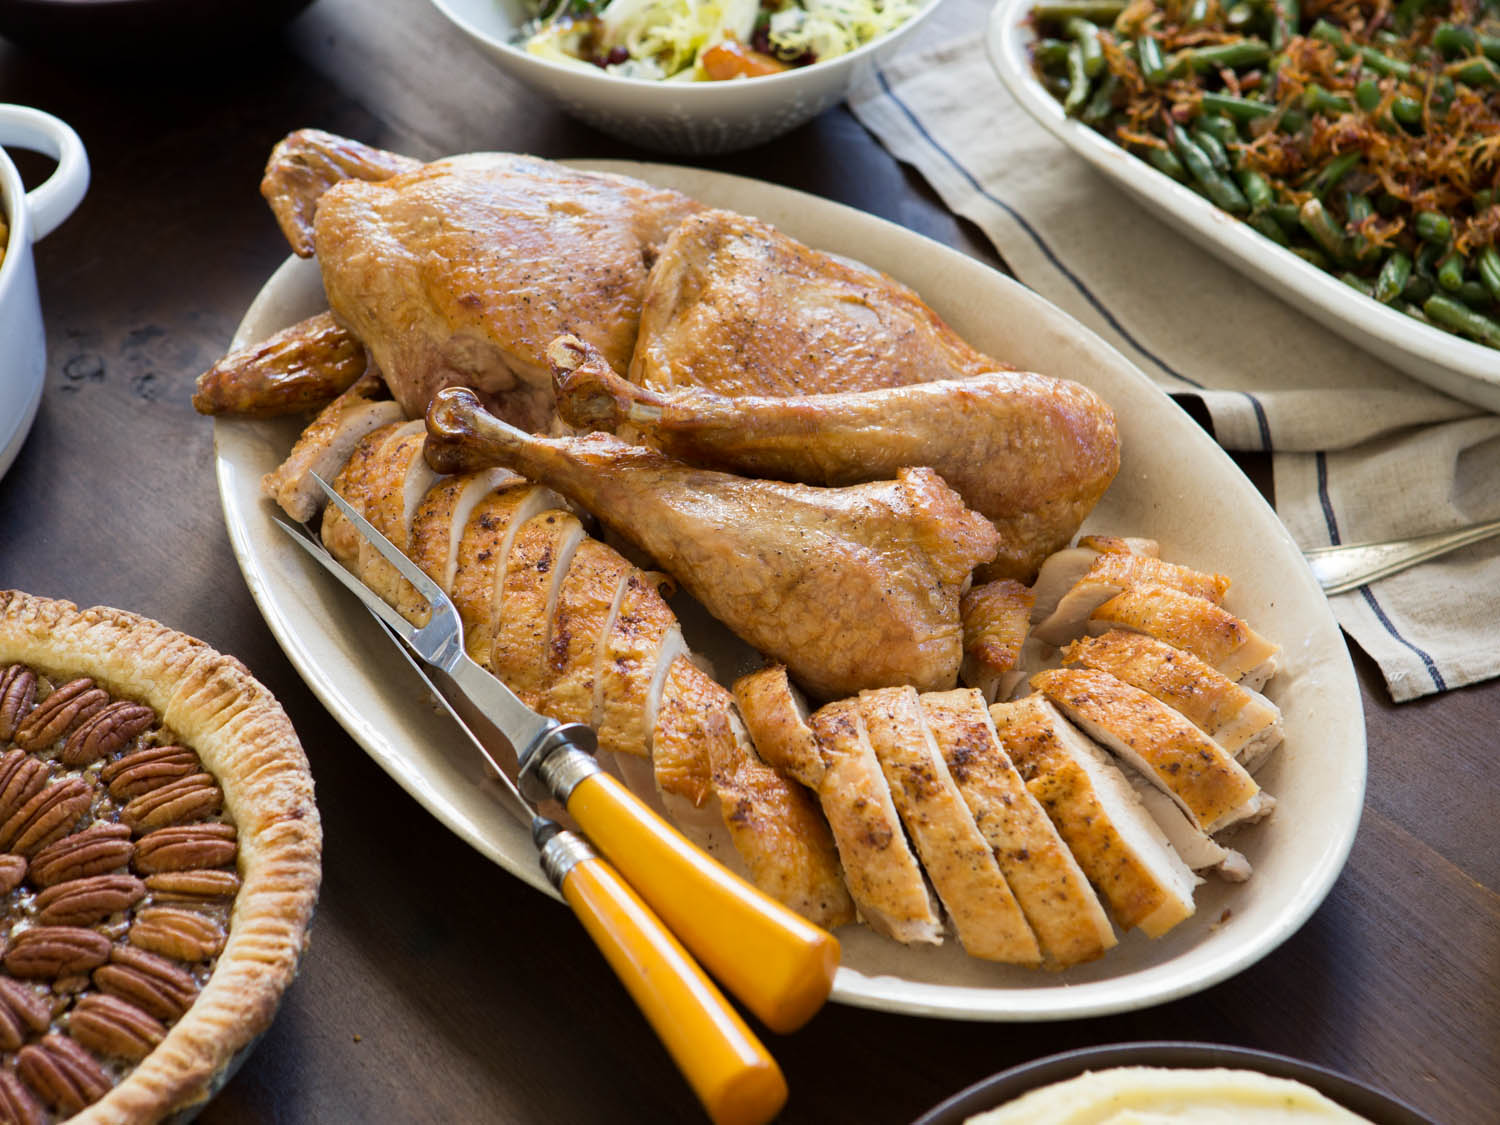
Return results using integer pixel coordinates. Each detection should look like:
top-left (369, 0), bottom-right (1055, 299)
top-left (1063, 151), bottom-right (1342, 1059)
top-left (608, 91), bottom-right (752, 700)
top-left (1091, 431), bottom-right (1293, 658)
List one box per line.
top-left (967, 1066), bottom-right (1375, 1124)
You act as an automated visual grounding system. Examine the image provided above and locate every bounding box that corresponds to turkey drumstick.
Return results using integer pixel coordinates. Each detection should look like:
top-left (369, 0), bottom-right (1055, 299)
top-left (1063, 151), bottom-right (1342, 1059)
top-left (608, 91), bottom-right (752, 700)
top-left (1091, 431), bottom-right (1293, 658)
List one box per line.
top-left (550, 335), bottom-right (1119, 580)
top-left (426, 387), bottom-right (1000, 699)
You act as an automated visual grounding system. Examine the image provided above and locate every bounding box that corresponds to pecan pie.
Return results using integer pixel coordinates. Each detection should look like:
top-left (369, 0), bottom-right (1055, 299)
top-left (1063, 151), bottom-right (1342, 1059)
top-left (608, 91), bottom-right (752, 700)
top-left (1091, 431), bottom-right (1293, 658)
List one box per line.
top-left (0, 592), bottom-right (320, 1122)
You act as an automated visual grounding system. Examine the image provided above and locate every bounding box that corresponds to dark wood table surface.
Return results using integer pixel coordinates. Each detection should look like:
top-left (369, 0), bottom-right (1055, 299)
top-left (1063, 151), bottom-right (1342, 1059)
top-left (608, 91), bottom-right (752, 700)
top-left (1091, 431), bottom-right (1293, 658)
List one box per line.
top-left (2, 8), bottom-right (1497, 1123)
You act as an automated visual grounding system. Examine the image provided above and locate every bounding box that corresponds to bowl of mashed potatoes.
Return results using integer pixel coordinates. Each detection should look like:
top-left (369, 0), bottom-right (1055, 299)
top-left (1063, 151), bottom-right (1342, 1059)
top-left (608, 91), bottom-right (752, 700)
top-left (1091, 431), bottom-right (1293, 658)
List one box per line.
top-left (915, 1043), bottom-right (1434, 1125)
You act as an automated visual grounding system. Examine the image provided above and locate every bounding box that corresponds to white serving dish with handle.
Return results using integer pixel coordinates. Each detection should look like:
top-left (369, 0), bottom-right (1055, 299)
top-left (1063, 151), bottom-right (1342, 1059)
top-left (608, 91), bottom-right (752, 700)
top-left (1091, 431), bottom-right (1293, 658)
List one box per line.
top-left (987, 0), bottom-right (1500, 413)
top-left (0, 104), bottom-right (89, 479)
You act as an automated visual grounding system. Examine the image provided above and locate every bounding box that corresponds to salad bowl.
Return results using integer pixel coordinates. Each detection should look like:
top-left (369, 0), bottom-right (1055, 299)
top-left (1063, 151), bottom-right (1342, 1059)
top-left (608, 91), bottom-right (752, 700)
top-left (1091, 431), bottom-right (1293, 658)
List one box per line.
top-left (430, 0), bottom-right (948, 153)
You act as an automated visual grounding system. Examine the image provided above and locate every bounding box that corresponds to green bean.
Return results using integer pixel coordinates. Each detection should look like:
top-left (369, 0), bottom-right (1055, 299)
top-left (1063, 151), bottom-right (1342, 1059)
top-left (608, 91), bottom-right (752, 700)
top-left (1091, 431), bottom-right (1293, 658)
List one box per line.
top-left (1448, 57), bottom-right (1500, 88)
top-left (1309, 19), bottom-right (1414, 79)
top-left (1137, 35), bottom-right (1169, 84)
top-left (1481, 34), bottom-right (1500, 64)
top-left (1032, 0), bottom-right (1128, 21)
top-left (1415, 211), bottom-right (1453, 244)
top-left (1063, 42), bottom-right (1091, 116)
top-left (1238, 167), bottom-right (1274, 211)
top-left (1193, 128), bottom-right (1232, 172)
top-left (1271, 0), bottom-right (1299, 50)
top-left (1200, 92), bottom-right (1275, 120)
top-left (1340, 272), bottom-right (1375, 297)
top-left (1144, 145), bottom-right (1187, 180)
top-left (1248, 212), bottom-right (1290, 244)
top-left (1394, 0), bottom-right (1430, 30)
top-left (1292, 246), bottom-right (1332, 270)
top-left (1458, 281), bottom-right (1494, 307)
top-left (1278, 108), bottom-right (1308, 133)
top-left (1034, 38), bottom-right (1072, 67)
top-left (1269, 202), bottom-right (1301, 232)
top-left (1354, 78), bottom-right (1382, 111)
top-left (1309, 151), bottom-right (1361, 198)
top-left (1173, 39), bottom-right (1272, 73)
top-left (1375, 250), bottom-right (1413, 303)
top-left (1345, 191), bottom-right (1378, 261)
top-left (1184, 0), bottom-right (1211, 25)
top-left (1435, 24), bottom-right (1478, 57)
top-left (1391, 96), bottom-right (1423, 126)
top-left (1082, 73), bottom-right (1120, 124)
top-left (1438, 251), bottom-right (1467, 291)
top-left (1479, 245), bottom-right (1500, 300)
top-left (1170, 123), bottom-right (1251, 212)
top-left (1302, 84), bottom-right (1352, 115)
top-left (1196, 113), bottom-right (1240, 146)
top-left (1425, 293), bottom-right (1500, 346)
top-left (1475, 189), bottom-right (1495, 212)
top-left (1066, 18), bottom-right (1105, 78)
top-left (1403, 271), bottom-right (1434, 304)
top-left (1299, 198), bottom-right (1348, 260)
top-left (1399, 300), bottom-right (1431, 324)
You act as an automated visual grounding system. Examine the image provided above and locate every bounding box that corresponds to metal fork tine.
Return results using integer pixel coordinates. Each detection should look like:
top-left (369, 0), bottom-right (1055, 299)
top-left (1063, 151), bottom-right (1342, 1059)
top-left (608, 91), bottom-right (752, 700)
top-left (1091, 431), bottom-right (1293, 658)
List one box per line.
top-left (310, 473), bottom-right (453, 615)
top-left (273, 515), bottom-right (421, 642)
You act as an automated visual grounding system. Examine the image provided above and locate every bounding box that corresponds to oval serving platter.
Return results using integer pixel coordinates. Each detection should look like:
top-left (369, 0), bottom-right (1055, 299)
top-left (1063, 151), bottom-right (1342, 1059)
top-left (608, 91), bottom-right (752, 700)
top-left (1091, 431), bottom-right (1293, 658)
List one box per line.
top-left (213, 161), bottom-right (1365, 1021)
top-left (987, 0), bottom-right (1500, 414)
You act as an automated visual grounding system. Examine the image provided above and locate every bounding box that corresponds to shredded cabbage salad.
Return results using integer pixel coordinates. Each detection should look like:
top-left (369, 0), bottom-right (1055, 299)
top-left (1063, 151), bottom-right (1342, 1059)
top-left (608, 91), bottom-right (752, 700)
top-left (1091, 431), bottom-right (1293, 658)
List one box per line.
top-left (516, 0), bottom-right (921, 81)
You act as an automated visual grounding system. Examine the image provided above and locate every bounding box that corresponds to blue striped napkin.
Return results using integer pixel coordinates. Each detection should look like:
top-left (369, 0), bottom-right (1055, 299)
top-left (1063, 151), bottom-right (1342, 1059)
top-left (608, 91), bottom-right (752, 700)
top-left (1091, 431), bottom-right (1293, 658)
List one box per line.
top-left (850, 4), bottom-right (1500, 700)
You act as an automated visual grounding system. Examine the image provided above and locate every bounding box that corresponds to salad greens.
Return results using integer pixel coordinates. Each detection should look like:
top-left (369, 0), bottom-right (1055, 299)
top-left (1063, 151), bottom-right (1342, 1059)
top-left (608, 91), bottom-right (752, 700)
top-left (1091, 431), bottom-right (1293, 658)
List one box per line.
top-left (517, 0), bottom-right (923, 80)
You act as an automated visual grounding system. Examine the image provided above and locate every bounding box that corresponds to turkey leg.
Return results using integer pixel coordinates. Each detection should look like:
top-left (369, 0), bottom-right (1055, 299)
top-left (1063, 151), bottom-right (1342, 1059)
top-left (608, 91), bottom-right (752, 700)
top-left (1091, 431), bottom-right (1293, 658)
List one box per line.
top-left (426, 387), bottom-right (1000, 699)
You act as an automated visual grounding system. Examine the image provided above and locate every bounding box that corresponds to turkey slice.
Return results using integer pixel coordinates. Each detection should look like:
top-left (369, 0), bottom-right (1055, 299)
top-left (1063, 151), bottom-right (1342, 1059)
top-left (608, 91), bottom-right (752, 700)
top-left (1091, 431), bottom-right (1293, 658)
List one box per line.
top-left (1088, 583), bottom-right (1281, 690)
top-left (990, 695), bottom-right (1199, 938)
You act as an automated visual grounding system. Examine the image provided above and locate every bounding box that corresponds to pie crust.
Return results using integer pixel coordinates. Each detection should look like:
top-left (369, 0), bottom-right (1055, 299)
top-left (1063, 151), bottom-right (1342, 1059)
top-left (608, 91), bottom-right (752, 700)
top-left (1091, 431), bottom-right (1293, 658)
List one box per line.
top-left (0, 591), bottom-right (321, 1122)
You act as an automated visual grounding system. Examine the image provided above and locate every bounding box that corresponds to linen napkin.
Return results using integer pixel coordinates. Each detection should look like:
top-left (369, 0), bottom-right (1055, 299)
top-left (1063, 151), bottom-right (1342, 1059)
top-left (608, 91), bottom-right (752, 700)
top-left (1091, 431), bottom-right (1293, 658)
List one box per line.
top-left (849, 0), bottom-right (1500, 701)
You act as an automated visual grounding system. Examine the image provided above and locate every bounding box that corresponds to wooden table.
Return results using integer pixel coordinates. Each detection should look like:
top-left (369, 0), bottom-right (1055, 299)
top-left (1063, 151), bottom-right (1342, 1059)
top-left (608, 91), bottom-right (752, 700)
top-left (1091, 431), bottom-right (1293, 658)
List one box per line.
top-left (2, 6), bottom-right (1496, 1122)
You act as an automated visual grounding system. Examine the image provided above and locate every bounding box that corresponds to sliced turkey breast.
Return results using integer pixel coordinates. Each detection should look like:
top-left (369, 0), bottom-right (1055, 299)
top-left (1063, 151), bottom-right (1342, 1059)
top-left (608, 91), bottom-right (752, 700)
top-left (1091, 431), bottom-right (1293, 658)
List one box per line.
top-left (1088, 583), bottom-right (1280, 690)
top-left (990, 695), bottom-right (1199, 938)
top-left (1127, 772), bottom-right (1251, 882)
top-left (808, 699), bottom-right (943, 945)
top-left (261, 373), bottom-right (404, 522)
top-left (859, 686), bottom-right (1041, 965)
top-left (1029, 536), bottom-right (1158, 625)
top-left (919, 688), bottom-right (1115, 967)
top-left (731, 664), bottom-right (823, 789)
top-left (1031, 667), bottom-right (1272, 834)
top-left (1062, 630), bottom-right (1283, 770)
top-left (1033, 552), bottom-right (1230, 647)
top-left (489, 510), bottom-right (587, 707)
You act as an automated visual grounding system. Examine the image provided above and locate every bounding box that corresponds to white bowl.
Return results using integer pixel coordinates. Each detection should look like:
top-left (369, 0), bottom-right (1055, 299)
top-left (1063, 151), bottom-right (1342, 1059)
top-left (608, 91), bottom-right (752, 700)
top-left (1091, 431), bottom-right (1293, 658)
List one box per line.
top-left (0, 104), bottom-right (89, 479)
top-left (987, 0), bottom-right (1500, 413)
top-left (430, 0), bottom-right (948, 153)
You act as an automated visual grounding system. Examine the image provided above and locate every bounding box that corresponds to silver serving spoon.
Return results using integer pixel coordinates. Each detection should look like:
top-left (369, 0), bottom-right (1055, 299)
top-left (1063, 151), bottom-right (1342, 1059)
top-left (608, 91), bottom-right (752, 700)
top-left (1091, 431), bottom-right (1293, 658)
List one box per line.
top-left (1305, 517), bottom-right (1500, 595)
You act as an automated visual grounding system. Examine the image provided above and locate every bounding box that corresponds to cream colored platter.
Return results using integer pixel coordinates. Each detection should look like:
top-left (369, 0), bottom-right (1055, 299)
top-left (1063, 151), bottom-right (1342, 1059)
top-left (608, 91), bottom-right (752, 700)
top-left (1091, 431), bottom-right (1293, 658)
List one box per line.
top-left (213, 161), bottom-right (1366, 1021)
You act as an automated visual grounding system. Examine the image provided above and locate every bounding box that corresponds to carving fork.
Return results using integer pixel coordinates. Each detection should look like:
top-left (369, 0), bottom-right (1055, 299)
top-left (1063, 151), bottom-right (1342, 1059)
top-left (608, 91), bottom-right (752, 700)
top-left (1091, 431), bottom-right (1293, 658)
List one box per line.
top-left (277, 476), bottom-right (841, 1124)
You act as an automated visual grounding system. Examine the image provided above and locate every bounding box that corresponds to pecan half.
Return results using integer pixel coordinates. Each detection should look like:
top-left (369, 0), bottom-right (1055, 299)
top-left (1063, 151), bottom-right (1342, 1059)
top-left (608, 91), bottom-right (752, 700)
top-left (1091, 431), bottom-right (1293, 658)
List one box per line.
top-left (4, 927), bottom-right (113, 979)
top-left (0, 752), bottom-right (49, 825)
top-left (92, 945), bottom-right (200, 1021)
top-left (16, 1033), bottom-right (111, 1115)
top-left (35, 873), bottom-right (147, 926)
top-left (61, 700), bottom-right (156, 768)
top-left (121, 773), bottom-right (222, 834)
top-left (129, 906), bottom-right (226, 962)
top-left (0, 665), bottom-right (37, 741)
top-left (29, 824), bottom-right (134, 887)
top-left (101, 745), bottom-right (201, 800)
top-left (13, 679), bottom-right (109, 752)
top-left (0, 852), bottom-right (27, 894)
top-left (0, 1068), bottom-right (44, 1125)
top-left (0, 977), bottom-right (53, 1050)
top-left (132, 822), bottom-right (237, 874)
top-left (144, 868), bottom-right (241, 901)
top-left (67, 993), bottom-right (166, 1062)
top-left (0, 778), bottom-right (92, 856)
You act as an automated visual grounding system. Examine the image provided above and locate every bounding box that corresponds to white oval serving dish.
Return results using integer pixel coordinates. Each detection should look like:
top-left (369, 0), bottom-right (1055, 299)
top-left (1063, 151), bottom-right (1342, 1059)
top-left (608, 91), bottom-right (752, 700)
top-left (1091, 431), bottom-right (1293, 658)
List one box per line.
top-left (214, 161), bottom-right (1366, 1022)
top-left (987, 0), bottom-right (1500, 413)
